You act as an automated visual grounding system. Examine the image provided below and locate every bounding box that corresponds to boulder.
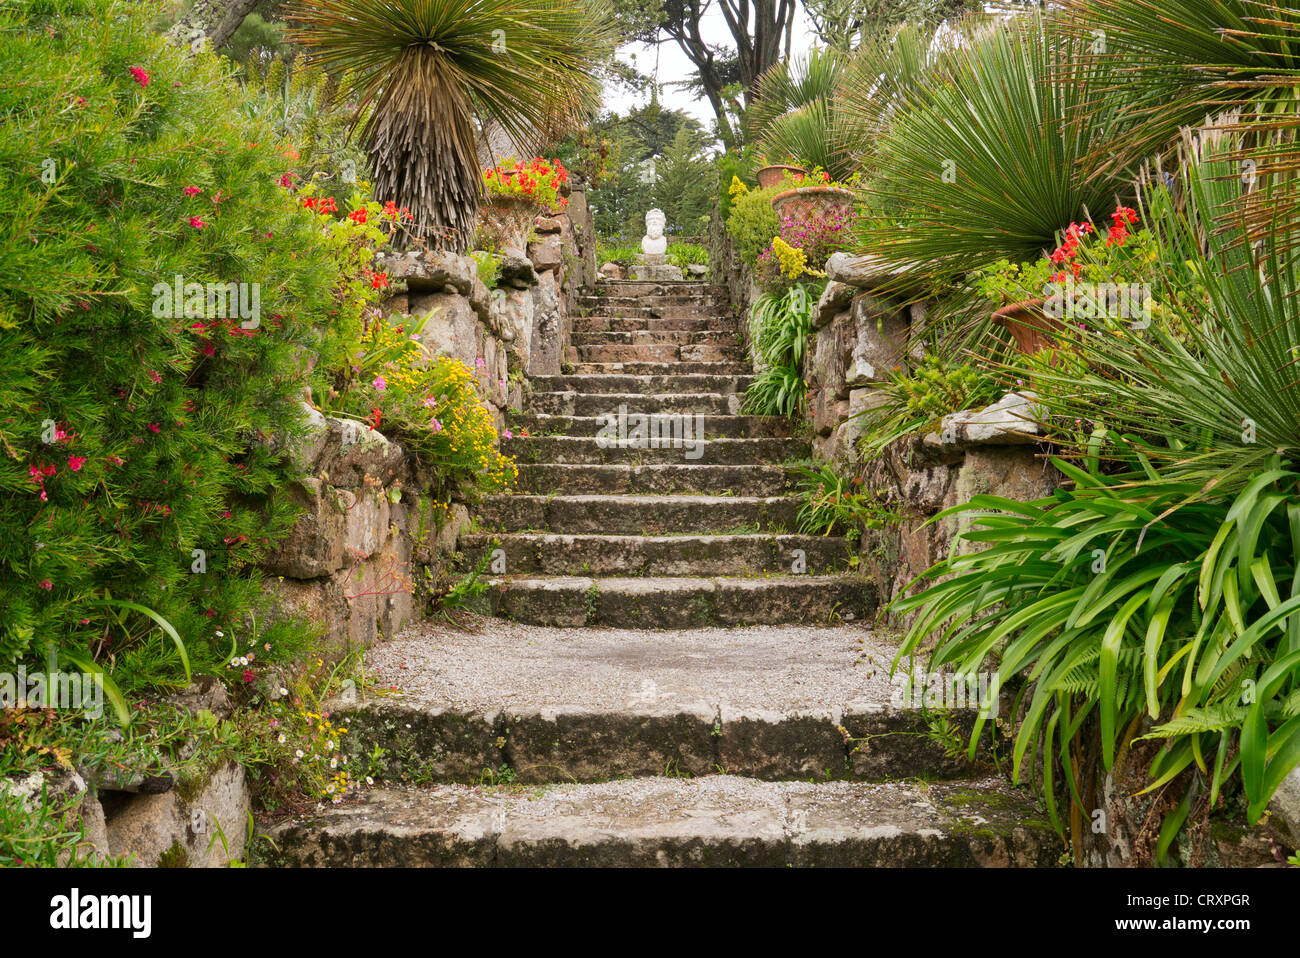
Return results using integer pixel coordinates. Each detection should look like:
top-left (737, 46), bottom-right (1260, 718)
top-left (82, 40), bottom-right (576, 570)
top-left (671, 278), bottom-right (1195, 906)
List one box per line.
top-left (923, 392), bottom-right (1046, 450)
top-left (598, 262), bottom-right (626, 280)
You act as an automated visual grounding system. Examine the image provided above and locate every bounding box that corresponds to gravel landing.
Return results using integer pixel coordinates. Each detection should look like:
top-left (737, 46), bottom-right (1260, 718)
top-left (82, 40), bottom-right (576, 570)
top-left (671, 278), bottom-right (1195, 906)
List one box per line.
top-left (368, 615), bottom-right (903, 718)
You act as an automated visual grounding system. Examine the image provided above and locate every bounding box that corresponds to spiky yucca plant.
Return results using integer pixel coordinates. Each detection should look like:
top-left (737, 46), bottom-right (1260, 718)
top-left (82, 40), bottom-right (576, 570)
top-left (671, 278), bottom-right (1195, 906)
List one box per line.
top-left (849, 14), bottom-right (1136, 284)
top-left (286, 0), bottom-right (613, 250)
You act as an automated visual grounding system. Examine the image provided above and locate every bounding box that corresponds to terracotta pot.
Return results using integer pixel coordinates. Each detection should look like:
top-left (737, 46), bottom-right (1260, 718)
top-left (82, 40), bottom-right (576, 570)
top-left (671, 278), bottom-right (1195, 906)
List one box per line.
top-left (768, 185), bottom-right (854, 223)
top-left (991, 298), bottom-right (1065, 354)
top-left (756, 164), bottom-right (808, 190)
top-left (475, 194), bottom-right (540, 256)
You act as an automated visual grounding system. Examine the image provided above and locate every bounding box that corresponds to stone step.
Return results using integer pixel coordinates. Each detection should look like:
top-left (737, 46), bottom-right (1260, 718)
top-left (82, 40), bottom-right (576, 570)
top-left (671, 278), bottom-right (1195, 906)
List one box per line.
top-left (507, 414), bottom-right (790, 439)
top-left (529, 374), bottom-right (753, 395)
top-left (574, 343), bottom-right (742, 365)
top-left (308, 620), bottom-right (982, 784)
top-left (572, 316), bottom-right (733, 333)
top-left (567, 361), bottom-right (751, 376)
top-left (527, 391), bottom-right (737, 417)
top-left (514, 463), bottom-right (796, 495)
top-left (485, 575), bottom-right (872, 627)
top-left (474, 494), bottom-right (802, 534)
top-left (502, 435), bottom-right (807, 466)
top-left (587, 281), bottom-right (728, 296)
top-left (460, 532), bottom-right (849, 576)
top-left (570, 330), bottom-right (739, 347)
top-left (265, 776), bottom-right (1054, 867)
top-left (578, 291), bottom-right (729, 305)
top-left (576, 305), bottom-right (718, 320)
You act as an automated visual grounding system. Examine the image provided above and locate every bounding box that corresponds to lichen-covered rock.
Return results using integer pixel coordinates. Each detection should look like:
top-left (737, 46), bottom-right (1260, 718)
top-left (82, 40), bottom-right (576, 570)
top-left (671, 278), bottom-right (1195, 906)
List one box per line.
top-left (847, 294), bottom-right (908, 387)
top-left (264, 478), bottom-right (347, 578)
top-left (104, 760), bottom-right (251, 868)
top-left (924, 392), bottom-right (1045, 450)
top-left (814, 280), bottom-right (855, 330)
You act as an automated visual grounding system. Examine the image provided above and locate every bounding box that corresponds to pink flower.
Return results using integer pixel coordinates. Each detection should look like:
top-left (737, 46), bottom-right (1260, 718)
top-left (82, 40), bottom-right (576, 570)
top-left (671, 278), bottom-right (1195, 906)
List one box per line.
top-left (183, 185), bottom-right (201, 197)
top-left (372, 376), bottom-right (387, 393)
top-left (67, 455), bottom-right (86, 472)
top-left (430, 419), bottom-right (443, 433)
top-left (147, 423), bottom-right (160, 433)
top-left (475, 357), bottom-right (486, 368)
top-left (189, 216), bottom-right (206, 229)
top-left (39, 580), bottom-right (52, 590)
top-left (422, 396), bottom-right (437, 408)
top-left (128, 66), bottom-right (150, 88)
top-left (502, 430), bottom-right (513, 439)
top-left (148, 369), bottom-right (161, 383)
top-left (242, 669), bottom-right (256, 683)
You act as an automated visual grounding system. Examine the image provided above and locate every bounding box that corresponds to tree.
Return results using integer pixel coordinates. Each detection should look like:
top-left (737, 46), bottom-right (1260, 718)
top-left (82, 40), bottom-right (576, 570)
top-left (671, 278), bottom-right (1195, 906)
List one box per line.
top-left (285, 0), bottom-right (614, 250)
top-left (615, 0), bottom-right (798, 148)
top-left (166, 0), bottom-right (268, 51)
top-left (803, 0), bottom-right (974, 49)
top-left (653, 126), bottom-right (716, 235)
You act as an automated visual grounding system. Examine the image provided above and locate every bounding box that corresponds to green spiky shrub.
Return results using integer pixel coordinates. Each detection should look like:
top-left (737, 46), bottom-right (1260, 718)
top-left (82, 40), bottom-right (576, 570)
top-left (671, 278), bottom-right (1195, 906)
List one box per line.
top-left (0, 0), bottom-right (376, 693)
top-left (892, 137), bottom-right (1300, 860)
top-left (742, 283), bottom-right (820, 417)
top-left (285, 0), bottom-right (614, 250)
top-left (850, 14), bottom-right (1137, 285)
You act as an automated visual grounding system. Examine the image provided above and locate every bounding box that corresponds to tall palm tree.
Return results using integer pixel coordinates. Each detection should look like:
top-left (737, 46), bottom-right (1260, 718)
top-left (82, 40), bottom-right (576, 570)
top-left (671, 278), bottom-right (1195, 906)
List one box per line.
top-left (286, 0), bottom-right (614, 250)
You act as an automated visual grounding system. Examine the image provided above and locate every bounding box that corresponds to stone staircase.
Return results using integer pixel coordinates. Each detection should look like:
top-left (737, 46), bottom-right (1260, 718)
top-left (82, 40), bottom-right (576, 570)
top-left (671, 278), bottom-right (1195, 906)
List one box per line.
top-left (266, 279), bottom-right (1057, 867)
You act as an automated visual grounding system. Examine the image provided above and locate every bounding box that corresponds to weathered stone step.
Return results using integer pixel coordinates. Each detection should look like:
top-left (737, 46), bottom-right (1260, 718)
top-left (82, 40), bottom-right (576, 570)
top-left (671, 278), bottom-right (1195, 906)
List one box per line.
top-left (570, 330), bottom-right (738, 347)
top-left (528, 391), bottom-right (737, 417)
top-left (475, 494), bottom-right (801, 534)
top-left (574, 343), bottom-right (742, 364)
top-left (587, 281), bottom-right (728, 296)
top-left (572, 316), bottom-right (732, 333)
top-left (486, 574), bottom-right (871, 627)
top-left (503, 435), bottom-right (807, 466)
top-left (461, 532), bottom-right (848, 576)
top-left (315, 619), bottom-right (978, 784)
top-left (529, 374), bottom-right (753, 395)
top-left (507, 414), bottom-right (791, 439)
top-left (576, 304), bottom-right (718, 320)
top-left (514, 463), bottom-right (796, 495)
top-left (568, 361), bottom-right (751, 376)
top-left (265, 776), bottom-right (1053, 867)
top-left (578, 291), bottom-right (729, 306)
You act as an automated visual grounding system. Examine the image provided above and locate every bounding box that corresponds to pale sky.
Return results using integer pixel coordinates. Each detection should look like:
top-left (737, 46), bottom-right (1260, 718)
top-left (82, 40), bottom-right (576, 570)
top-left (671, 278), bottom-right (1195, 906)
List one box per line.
top-left (605, 6), bottom-right (818, 127)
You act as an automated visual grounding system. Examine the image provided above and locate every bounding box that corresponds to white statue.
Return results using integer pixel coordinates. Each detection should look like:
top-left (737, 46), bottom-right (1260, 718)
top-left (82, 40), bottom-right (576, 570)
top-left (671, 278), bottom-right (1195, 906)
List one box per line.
top-left (641, 209), bottom-right (668, 263)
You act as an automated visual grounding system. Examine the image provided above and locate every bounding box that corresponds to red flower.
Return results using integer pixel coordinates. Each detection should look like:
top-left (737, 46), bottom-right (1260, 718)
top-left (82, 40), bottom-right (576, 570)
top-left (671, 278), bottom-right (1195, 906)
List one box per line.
top-left (188, 216), bottom-right (206, 229)
top-left (183, 185), bottom-right (201, 197)
top-left (349, 207), bottom-right (368, 225)
top-left (128, 66), bottom-right (150, 88)
top-left (242, 669), bottom-right (256, 683)
top-left (39, 580), bottom-right (53, 591)
top-left (67, 455), bottom-right (86, 472)
top-left (370, 271), bottom-right (388, 290)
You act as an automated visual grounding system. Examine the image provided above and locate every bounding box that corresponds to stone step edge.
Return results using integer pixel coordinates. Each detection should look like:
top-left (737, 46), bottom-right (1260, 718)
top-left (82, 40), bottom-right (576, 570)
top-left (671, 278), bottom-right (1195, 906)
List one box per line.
top-left (262, 776), bottom-right (1057, 868)
top-left (326, 697), bottom-right (987, 785)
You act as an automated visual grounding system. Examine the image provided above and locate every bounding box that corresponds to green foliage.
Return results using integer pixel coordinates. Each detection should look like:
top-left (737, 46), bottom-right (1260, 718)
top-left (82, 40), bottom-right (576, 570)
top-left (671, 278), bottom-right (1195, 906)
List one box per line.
top-left (0, 0), bottom-right (369, 678)
top-left (286, 0), bottom-right (614, 249)
top-left (595, 242), bottom-right (641, 266)
top-left (853, 13), bottom-right (1137, 284)
top-left (748, 48), bottom-right (857, 182)
top-left (714, 145), bottom-right (758, 219)
top-left (725, 185), bottom-right (782, 270)
top-left (794, 462), bottom-right (904, 538)
top-left (236, 52), bottom-right (372, 211)
top-left (667, 243), bottom-right (708, 268)
top-left (892, 448), bottom-right (1300, 837)
top-left (470, 250), bottom-right (503, 289)
top-left (652, 126), bottom-right (716, 237)
top-left (742, 283), bottom-right (819, 417)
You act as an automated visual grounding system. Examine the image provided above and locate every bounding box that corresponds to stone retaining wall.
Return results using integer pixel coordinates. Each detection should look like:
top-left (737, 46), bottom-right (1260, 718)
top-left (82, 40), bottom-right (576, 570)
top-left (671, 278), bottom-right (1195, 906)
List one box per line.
top-left (259, 189), bottom-right (596, 657)
top-left (710, 219), bottom-right (1063, 622)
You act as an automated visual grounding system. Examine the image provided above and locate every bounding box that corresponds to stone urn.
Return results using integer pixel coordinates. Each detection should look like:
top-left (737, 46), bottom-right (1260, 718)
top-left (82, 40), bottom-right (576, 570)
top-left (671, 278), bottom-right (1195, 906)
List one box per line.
top-left (769, 185), bottom-right (854, 223)
top-left (756, 164), bottom-right (808, 190)
top-left (475, 194), bottom-right (540, 257)
top-left (991, 298), bottom-right (1064, 354)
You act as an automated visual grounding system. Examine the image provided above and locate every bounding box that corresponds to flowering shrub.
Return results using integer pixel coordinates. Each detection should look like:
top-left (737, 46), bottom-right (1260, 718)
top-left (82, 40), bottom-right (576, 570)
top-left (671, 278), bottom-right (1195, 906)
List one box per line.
top-left (482, 157), bottom-right (570, 211)
top-left (725, 186), bottom-right (782, 269)
top-left (321, 314), bottom-right (517, 497)
top-left (0, 0), bottom-right (382, 677)
top-left (975, 204), bottom-right (1158, 306)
